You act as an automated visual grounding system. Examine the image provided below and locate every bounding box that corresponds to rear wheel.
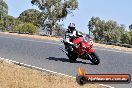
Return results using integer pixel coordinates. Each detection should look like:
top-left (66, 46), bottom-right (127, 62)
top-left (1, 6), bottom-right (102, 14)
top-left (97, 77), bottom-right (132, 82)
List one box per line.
top-left (89, 52), bottom-right (100, 65)
top-left (67, 51), bottom-right (78, 62)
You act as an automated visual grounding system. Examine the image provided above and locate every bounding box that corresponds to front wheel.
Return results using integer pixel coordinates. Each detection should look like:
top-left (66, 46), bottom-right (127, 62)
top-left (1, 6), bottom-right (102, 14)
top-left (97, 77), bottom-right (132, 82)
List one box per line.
top-left (89, 52), bottom-right (100, 65)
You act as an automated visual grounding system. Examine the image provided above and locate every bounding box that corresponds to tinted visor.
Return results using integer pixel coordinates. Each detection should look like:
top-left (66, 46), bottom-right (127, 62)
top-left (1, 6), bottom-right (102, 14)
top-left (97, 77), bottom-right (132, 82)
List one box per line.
top-left (69, 27), bottom-right (75, 30)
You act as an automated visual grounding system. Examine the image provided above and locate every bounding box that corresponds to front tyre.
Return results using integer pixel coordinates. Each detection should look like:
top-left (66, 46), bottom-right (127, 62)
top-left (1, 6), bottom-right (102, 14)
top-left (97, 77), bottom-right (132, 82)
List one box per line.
top-left (89, 52), bottom-right (100, 65)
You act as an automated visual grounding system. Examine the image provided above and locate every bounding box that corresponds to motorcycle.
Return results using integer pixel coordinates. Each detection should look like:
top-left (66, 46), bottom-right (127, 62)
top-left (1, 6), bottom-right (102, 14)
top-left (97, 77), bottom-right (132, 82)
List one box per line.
top-left (60, 35), bottom-right (100, 65)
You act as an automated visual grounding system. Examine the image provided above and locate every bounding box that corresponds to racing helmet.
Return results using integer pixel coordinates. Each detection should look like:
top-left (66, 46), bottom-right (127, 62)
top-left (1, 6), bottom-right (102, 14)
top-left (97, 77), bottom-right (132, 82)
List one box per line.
top-left (68, 23), bottom-right (76, 32)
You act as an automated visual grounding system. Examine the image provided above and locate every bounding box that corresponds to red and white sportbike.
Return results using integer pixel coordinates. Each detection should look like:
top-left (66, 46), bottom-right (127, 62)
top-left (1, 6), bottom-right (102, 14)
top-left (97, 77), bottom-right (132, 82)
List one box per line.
top-left (60, 35), bottom-right (100, 65)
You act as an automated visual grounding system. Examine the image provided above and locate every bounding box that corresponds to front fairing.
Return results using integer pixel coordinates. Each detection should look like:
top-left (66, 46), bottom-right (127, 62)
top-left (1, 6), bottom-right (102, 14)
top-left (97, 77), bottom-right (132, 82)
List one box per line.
top-left (82, 38), bottom-right (93, 48)
top-left (72, 36), bottom-right (94, 55)
top-left (73, 37), bottom-right (83, 44)
top-left (81, 38), bottom-right (94, 54)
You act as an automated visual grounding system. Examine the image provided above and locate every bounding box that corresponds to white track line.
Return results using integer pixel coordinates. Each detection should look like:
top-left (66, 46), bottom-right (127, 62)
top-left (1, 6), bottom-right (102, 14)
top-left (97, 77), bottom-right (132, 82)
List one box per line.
top-left (0, 35), bottom-right (129, 88)
top-left (99, 84), bottom-right (114, 88)
top-left (0, 57), bottom-right (74, 78)
top-left (0, 57), bottom-right (114, 88)
top-left (0, 34), bottom-right (130, 88)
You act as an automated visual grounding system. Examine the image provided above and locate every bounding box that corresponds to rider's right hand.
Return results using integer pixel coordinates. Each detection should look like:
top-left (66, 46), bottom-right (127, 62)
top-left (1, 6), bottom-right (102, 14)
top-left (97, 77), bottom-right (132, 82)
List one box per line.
top-left (72, 44), bottom-right (78, 48)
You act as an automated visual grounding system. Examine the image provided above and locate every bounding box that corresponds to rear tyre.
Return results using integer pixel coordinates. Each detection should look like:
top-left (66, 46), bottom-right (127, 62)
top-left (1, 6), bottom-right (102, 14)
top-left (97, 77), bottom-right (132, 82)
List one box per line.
top-left (67, 51), bottom-right (78, 62)
top-left (89, 52), bottom-right (100, 65)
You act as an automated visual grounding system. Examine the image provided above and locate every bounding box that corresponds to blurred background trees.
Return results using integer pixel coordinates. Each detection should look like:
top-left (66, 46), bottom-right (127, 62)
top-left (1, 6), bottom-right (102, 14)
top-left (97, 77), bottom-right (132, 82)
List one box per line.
top-left (0, 0), bottom-right (8, 20)
top-left (31, 0), bottom-right (78, 35)
top-left (88, 16), bottom-right (132, 45)
top-left (0, 0), bottom-right (132, 45)
top-left (18, 9), bottom-right (43, 27)
top-left (14, 23), bottom-right (37, 34)
top-left (0, 0), bottom-right (8, 31)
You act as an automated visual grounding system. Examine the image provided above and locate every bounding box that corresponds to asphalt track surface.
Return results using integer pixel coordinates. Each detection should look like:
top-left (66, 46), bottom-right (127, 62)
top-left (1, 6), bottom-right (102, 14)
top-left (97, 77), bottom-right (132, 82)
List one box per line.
top-left (0, 33), bottom-right (131, 88)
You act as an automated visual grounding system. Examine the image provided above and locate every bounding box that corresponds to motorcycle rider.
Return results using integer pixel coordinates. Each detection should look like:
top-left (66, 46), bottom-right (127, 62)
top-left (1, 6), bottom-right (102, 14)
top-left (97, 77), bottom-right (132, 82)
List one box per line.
top-left (64, 23), bottom-right (83, 52)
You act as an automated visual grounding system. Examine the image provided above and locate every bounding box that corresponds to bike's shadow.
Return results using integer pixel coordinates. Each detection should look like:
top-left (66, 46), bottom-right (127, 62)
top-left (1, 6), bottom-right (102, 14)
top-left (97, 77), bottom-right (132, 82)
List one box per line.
top-left (46, 57), bottom-right (94, 65)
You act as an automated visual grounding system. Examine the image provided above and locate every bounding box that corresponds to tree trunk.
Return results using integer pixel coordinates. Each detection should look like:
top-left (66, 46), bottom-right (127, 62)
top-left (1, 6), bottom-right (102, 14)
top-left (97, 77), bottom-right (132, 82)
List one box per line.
top-left (50, 20), bottom-right (56, 36)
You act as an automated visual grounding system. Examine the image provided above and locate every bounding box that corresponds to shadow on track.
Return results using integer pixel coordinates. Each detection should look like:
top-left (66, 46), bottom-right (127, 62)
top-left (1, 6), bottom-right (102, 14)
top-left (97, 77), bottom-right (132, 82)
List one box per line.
top-left (46, 57), bottom-right (94, 65)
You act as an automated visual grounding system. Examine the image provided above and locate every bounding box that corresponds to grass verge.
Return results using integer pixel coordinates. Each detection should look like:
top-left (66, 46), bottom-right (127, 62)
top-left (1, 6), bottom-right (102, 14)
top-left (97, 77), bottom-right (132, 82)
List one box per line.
top-left (0, 59), bottom-right (106, 88)
top-left (0, 32), bottom-right (59, 41)
top-left (94, 43), bottom-right (132, 52)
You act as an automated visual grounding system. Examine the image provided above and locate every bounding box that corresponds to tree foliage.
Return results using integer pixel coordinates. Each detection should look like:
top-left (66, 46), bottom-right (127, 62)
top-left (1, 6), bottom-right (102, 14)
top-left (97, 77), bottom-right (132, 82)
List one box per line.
top-left (56, 24), bottom-right (65, 36)
top-left (0, 0), bottom-right (8, 20)
top-left (31, 0), bottom-right (78, 35)
top-left (4, 15), bottom-right (16, 31)
top-left (18, 9), bottom-right (43, 27)
top-left (14, 23), bottom-right (37, 34)
top-left (0, 19), bottom-right (5, 31)
top-left (128, 28), bottom-right (132, 44)
top-left (0, 14), bottom-right (38, 35)
top-left (88, 17), bottom-right (129, 44)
